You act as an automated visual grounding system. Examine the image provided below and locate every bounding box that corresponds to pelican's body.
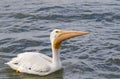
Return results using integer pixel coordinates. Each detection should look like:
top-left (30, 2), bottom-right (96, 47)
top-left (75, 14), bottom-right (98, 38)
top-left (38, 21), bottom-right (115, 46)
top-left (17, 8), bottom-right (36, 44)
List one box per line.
top-left (7, 52), bottom-right (60, 75)
top-left (6, 29), bottom-right (89, 76)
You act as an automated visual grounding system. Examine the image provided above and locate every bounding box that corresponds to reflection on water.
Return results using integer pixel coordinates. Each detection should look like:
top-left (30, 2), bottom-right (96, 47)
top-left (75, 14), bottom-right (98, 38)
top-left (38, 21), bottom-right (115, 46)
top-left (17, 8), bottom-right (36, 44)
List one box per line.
top-left (3, 68), bottom-right (63, 79)
top-left (0, 0), bottom-right (120, 79)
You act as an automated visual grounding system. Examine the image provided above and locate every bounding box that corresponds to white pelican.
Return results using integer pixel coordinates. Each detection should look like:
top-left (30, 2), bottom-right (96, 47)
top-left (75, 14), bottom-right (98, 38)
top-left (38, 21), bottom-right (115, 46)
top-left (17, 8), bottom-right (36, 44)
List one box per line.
top-left (6, 29), bottom-right (89, 76)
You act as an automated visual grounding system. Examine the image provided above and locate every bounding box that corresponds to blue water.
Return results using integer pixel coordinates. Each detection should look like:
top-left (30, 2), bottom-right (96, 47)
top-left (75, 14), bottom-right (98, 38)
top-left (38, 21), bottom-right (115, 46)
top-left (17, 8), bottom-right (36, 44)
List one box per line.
top-left (0, 0), bottom-right (120, 79)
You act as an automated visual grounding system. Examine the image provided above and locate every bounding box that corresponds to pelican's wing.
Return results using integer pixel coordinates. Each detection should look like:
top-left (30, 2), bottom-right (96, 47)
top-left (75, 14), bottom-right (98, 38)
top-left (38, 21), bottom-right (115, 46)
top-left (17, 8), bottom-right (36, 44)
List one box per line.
top-left (18, 52), bottom-right (52, 63)
top-left (6, 52), bottom-right (52, 74)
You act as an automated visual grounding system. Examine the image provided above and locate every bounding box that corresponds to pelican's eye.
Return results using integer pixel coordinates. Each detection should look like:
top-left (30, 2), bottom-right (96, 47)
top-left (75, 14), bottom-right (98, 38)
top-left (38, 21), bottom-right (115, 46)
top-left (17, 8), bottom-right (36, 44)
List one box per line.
top-left (55, 30), bottom-right (59, 33)
top-left (14, 63), bottom-right (18, 65)
top-left (29, 68), bottom-right (31, 70)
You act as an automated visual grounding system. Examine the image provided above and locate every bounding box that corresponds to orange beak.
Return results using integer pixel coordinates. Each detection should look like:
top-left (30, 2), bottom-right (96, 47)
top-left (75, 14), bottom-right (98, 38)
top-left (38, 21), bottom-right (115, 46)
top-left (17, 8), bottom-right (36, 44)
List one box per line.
top-left (54, 30), bottom-right (90, 49)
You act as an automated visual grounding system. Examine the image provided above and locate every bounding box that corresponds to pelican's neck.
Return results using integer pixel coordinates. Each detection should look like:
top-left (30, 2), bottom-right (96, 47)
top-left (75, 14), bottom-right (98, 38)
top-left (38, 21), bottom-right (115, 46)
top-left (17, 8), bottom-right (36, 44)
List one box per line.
top-left (51, 44), bottom-right (61, 68)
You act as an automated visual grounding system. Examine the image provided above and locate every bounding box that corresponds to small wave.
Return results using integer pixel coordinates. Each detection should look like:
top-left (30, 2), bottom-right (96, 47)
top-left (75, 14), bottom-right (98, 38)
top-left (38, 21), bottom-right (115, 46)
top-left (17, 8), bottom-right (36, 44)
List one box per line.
top-left (106, 58), bottom-right (120, 66)
top-left (112, 14), bottom-right (120, 20)
top-left (0, 39), bottom-right (43, 53)
top-left (11, 12), bottom-right (119, 22)
top-left (98, 71), bottom-right (120, 78)
top-left (0, 38), bottom-right (15, 45)
top-left (36, 6), bottom-right (64, 12)
top-left (12, 39), bottom-right (42, 47)
top-left (8, 27), bottom-right (29, 33)
top-left (11, 13), bottom-right (34, 19)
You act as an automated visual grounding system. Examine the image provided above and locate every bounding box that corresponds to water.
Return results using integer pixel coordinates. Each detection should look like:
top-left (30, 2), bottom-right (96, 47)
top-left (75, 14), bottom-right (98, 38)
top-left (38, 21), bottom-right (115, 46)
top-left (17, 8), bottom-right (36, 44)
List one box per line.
top-left (0, 0), bottom-right (120, 79)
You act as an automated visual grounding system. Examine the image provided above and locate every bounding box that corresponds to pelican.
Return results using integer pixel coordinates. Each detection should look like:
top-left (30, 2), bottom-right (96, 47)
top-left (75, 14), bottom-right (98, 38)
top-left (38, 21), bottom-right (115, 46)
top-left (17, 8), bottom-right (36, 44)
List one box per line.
top-left (6, 29), bottom-right (89, 76)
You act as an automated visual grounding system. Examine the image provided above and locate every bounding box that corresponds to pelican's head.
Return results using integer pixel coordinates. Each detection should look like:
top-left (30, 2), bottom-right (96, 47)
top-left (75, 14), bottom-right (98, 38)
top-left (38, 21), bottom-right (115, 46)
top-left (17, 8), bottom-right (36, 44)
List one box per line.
top-left (50, 29), bottom-right (90, 50)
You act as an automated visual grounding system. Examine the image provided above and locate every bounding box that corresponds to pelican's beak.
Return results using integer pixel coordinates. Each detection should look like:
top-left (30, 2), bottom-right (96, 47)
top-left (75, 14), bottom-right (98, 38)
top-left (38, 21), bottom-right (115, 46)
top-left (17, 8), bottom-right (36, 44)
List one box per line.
top-left (54, 30), bottom-right (90, 49)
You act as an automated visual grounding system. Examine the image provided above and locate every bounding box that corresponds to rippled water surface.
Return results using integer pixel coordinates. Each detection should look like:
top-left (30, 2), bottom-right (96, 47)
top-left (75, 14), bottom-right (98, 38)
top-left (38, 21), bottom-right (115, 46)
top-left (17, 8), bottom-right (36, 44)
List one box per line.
top-left (0, 0), bottom-right (120, 79)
